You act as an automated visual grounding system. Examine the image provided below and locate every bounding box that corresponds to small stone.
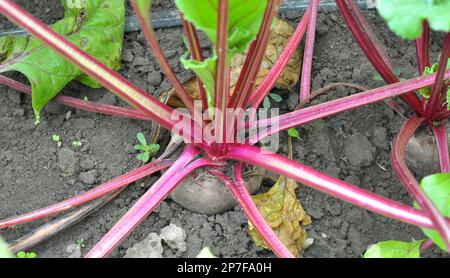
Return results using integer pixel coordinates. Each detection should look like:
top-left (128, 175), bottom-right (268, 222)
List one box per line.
top-left (164, 50), bottom-right (177, 58)
top-left (80, 157), bottom-right (95, 170)
top-left (79, 170), bottom-right (98, 185)
top-left (158, 201), bottom-right (173, 220)
top-left (308, 206), bottom-right (324, 220)
top-left (160, 223), bottom-right (187, 252)
top-left (347, 227), bottom-right (364, 255)
top-left (372, 127), bottom-right (388, 150)
top-left (65, 111), bottom-right (72, 120)
top-left (148, 71), bottom-right (162, 86)
top-left (123, 48), bottom-right (134, 62)
top-left (124, 233), bottom-right (163, 258)
top-left (328, 203), bottom-right (342, 216)
top-left (58, 148), bottom-right (79, 176)
top-left (344, 133), bottom-right (375, 167)
top-left (133, 56), bottom-right (149, 66)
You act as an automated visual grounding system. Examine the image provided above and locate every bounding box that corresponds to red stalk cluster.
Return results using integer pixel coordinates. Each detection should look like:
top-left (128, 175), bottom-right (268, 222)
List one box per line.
top-left (0, 0), bottom-right (449, 257)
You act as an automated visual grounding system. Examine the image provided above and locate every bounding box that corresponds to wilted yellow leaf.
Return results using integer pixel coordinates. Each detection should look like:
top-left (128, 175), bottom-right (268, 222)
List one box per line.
top-left (248, 176), bottom-right (311, 257)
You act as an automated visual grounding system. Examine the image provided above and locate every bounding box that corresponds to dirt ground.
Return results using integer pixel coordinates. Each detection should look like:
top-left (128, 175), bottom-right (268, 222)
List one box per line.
top-left (0, 1), bottom-right (448, 258)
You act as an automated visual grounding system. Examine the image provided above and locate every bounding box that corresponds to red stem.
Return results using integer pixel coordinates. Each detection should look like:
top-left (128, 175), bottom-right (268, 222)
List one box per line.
top-left (347, 0), bottom-right (394, 70)
top-left (433, 122), bottom-right (450, 173)
top-left (299, 0), bottom-right (319, 102)
top-left (181, 15), bottom-right (208, 112)
top-left (213, 0), bottom-right (230, 154)
top-left (424, 34), bottom-right (450, 118)
top-left (250, 7), bottom-right (311, 110)
top-left (336, 0), bottom-right (422, 114)
top-left (225, 144), bottom-right (450, 230)
top-left (0, 159), bottom-right (173, 229)
top-left (130, 0), bottom-right (195, 115)
top-left (229, 0), bottom-right (280, 109)
top-left (0, 0), bottom-right (202, 145)
top-left (0, 75), bottom-right (152, 121)
top-left (252, 69), bottom-right (450, 143)
top-left (226, 0), bottom-right (280, 145)
top-left (210, 165), bottom-right (294, 258)
top-left (85, 146), bottom-right (204, 258)
top-left (436, 112), bottom-right (450, 122)
top-left (415, 21), bottom-right (431, 76)
top-left (391, 116), bottom-right (450, 250)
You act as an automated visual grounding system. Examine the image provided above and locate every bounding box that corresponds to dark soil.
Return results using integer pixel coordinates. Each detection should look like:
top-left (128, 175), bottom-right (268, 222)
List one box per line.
top-left (0, 1), bottom-right (447, 258)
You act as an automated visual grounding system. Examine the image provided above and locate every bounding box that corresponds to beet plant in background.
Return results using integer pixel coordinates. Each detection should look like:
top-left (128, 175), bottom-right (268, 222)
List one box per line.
top-left (0, 0), bottom-right (449, 258)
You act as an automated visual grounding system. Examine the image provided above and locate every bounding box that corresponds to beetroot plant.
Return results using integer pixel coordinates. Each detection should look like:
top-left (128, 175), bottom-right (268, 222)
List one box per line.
top-left (0, 0), bottom-right (449, 258)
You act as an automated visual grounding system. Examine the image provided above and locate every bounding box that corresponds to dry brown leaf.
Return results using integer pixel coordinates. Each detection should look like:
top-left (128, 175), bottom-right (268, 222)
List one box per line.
top-left (166, 19), bottom-right (302, 107)
top-left (248, 176), bottom-right (311, 257)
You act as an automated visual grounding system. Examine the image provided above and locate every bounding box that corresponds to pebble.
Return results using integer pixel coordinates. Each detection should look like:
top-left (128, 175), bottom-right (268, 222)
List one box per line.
top-left (122, 48), bottom-right (134, 63)
top-left (124, 233), bottom-right (163, 258)
top-left (160, 223), bottom-right (187, 252)
top-left (148, 71), bottom-right (162, 86)
top-left (308, 206), bottom-right (324, 220)
top-left (79, 170), bottom-right (98, 185)
top-left (58, 148), bottom-right (79, 176)
top-left (343, 133), bottom-right (375, 167)
top-left (80, 157), bottom-right (95, 171)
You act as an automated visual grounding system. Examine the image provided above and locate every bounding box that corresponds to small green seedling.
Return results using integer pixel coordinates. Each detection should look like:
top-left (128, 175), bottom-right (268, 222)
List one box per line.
top-left (72, 141), bottom-right (82, 147)
top-left (76, 238), bottom-right (85, 247)
top-left (16, 251), bottom-right (37, 259)
top-left (263, 93), bottom-right (283, 109)
top-left (287, 128), bottom-right (300, 139)
top-left (134, 132), bottom-right (160, 163)
top-left (52, 134), bottom-right (62, 147)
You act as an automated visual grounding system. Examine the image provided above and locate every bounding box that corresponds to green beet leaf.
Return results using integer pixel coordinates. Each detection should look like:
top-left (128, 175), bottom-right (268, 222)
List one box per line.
top-left (377, 0), bottom-right (450, 40)
top-left (0, 0), bottom-right (126, 121)
top-left (176, 0), bottom-right (268, 111)
top-left (363, 240), bottom-right (424, 258)
top-left (414, 173), bottom-right (450, 252)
